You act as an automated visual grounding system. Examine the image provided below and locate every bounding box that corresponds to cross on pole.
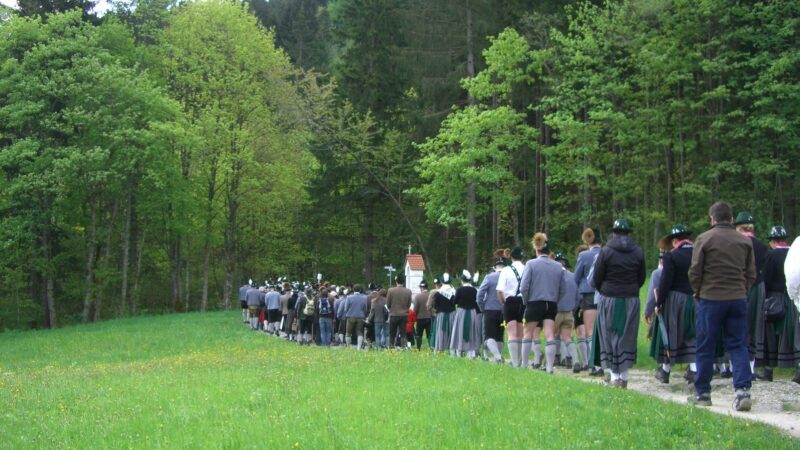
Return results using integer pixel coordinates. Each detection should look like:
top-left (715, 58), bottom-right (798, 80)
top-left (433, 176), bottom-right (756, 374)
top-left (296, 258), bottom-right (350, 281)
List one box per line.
top-left (384, 265), bottom-right (395, 288)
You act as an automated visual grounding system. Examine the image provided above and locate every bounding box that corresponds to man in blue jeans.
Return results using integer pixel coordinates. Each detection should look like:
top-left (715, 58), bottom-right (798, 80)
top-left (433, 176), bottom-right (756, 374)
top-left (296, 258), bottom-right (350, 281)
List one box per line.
top-left (688, 201), bottom-right (756, 411)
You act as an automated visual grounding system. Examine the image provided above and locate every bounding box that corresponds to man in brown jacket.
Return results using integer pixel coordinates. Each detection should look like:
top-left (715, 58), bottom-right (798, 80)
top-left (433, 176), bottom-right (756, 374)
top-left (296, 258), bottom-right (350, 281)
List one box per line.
top-left (386, 275), bottom-right (412, 349)
top-left (688, 201), bottom-right (756, 411)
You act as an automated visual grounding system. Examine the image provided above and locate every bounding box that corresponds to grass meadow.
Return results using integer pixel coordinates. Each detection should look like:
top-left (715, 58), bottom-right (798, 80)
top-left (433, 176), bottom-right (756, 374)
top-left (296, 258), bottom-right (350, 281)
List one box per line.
top-left (1, 309), bottom-right (797, 449)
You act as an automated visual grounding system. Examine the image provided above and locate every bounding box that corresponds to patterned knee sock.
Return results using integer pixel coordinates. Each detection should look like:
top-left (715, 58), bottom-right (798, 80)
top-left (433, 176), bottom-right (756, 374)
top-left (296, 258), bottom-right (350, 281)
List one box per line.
top-left (545, 340), bottom-right (557, 373)
top-left (521, 339), bottom-right (532, 368)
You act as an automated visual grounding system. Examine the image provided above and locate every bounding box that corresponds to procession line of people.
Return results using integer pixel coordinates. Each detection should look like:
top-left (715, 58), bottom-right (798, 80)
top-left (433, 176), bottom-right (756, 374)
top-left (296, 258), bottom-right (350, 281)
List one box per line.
top-left (238, 202), bottom-right (800, 413)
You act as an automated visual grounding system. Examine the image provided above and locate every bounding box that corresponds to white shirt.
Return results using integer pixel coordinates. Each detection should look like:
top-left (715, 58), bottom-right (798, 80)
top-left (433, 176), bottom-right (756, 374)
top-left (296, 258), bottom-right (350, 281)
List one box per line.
top-left (785, 236), bottom-right (800, 311)
top-left (497, 261), bottom-right (525, 298)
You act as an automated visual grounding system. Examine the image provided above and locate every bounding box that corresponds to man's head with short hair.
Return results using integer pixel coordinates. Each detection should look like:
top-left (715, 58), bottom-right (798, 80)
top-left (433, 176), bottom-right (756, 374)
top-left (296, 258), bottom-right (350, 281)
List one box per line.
top-left (708, 201), bottom-right (733, 225)
top-left (353, 284), bottom-right (363, 294)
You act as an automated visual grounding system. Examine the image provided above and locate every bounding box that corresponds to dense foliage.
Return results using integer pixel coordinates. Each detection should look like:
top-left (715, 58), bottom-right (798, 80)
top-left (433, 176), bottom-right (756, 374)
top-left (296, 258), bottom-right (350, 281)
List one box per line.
top-left (1, 0), bottom-right (798, 329)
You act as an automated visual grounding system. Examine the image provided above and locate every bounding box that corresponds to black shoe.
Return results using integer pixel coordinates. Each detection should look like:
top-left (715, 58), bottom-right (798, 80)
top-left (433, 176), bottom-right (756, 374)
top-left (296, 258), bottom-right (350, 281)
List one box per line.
top-left (532, 362), bottom-right (542, 370)
top-left (684, 368), bottom-right (696, 384)
top-left (791, 370), bottom-right (800, 385)
top-left (720, 368), bottom-right (733, 379)
top-left (589, 368), bottom-right (605, 377)
top-left (755, 367), bottom-right (773, 382)
top-left (688, 392), bottom-right (712, 407)
top-left (572, 363), bottom-right (582, 373)
top-left (566, 357), bottom-right (573, 368)
top-left (655, 367), bottom-right (670, 384)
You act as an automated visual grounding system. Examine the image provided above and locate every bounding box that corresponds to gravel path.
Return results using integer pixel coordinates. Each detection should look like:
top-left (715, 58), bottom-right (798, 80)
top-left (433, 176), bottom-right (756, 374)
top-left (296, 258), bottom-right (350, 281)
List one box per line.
top-left (559, 365), bottom-right (800, 438)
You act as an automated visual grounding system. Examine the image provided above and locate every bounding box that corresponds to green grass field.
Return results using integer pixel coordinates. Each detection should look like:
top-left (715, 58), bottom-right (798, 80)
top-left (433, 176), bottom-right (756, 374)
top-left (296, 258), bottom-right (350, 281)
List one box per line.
top-left (1, 311), bottom-right (797, 449)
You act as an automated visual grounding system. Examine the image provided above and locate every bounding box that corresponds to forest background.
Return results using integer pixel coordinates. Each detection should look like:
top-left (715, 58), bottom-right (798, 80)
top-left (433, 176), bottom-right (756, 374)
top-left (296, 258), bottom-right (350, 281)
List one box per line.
top-left (0, 0), bottom-right (798, 330)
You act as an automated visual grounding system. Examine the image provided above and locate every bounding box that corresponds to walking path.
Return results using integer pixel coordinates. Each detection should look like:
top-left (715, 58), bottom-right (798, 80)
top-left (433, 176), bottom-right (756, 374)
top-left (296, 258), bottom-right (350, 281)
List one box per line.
top-left (561, 365), bottom-right (800, 438)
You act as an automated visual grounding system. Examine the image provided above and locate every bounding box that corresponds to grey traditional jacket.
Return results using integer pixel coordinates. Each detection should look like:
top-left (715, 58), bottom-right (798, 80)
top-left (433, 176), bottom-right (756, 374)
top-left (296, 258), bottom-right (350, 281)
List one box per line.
top-left (520, 255), bottom-right (565, 304)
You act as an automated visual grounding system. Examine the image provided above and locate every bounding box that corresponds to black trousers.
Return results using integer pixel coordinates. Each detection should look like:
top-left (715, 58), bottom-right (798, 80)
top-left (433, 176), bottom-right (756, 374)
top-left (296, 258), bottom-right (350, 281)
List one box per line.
top-left (416, 318), bottom-right (432, 349)
top-left (389, 316), bottom-right (408, 348)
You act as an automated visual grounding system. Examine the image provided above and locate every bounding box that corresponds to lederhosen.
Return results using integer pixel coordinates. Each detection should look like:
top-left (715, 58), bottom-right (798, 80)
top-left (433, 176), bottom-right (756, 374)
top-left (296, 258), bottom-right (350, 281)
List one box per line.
top-left (502, 265), bottom-right (524, 323)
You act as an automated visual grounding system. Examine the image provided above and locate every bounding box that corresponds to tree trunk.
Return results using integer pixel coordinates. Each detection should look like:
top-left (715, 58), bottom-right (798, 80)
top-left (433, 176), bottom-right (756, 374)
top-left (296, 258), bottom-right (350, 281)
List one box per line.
top-left (95, 197), bottom-right (119, 322)
top-left (665, 146), bottom-right (673, 222)
top-left (364, 206), bottom-right (375, 283)
top-left (41, 215), bottom-right (57, 329)
top-left (200, 161), bottom-right (218, 312)
top-left (120, 185), bottom-right (133, 316)
top-left (171, 238), bottom-right (181, 312)
top-left (184, 254), bottom-right (190, 312)
top-left (202, 234), bottom-right (211, 311)
top-left (466, 182), bottom-right (477, 272)
top-left (131, 229), bottom-right (145, 315)
top-left (464, 0), bottom-right (477, 272)
top-left (222, 141), bottom-right (241, 311)
top-left (82, 200), bottom-right (98, 323)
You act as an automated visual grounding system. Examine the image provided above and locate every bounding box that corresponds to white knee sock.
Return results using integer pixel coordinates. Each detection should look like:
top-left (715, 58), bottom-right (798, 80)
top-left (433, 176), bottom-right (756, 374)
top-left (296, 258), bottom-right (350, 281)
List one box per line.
top-left (620, 369), bottom-right (629, 381)
top-left (532, 339), bottom-right (541, 365)
top-left (610, 371), bottom-right (620, 382)
top-left (485, 339), bottom-right (502, 361)
top-left (521, 339), bottom-right (532, 368)
top-left (508, 340), bottom-right (521, 367)
top-left (560, 340), bottom-right (568, 363)
top-left (357, 336), bottom-right (363, 350)
top-left (662, 363), bottom-right (671, 373)
top-left (689, 363), bottom-right (697, 372)
top-left (545, 340), bottom-right (557, 373)
top-left (749, 360), bottom-right (755, 373)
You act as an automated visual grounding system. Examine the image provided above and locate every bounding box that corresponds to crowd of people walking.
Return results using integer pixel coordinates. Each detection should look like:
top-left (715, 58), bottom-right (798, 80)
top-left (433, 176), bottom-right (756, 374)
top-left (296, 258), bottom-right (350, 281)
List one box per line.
top-left (239, 201), bottom-right (800, 412)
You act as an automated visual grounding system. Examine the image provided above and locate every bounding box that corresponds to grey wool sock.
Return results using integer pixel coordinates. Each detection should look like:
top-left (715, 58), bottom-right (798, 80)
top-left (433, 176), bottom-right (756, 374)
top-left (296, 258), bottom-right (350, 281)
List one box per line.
top-left (521, 339), bottom-right (532, 368)
top-left (568, 341), bottom-right (579, 364)
top-left (532, 339), bottom-right (541, 365)
top-left (508, 340), bottom-right (521, 367)
top-left (578, 338), bottom-right (588, 366)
